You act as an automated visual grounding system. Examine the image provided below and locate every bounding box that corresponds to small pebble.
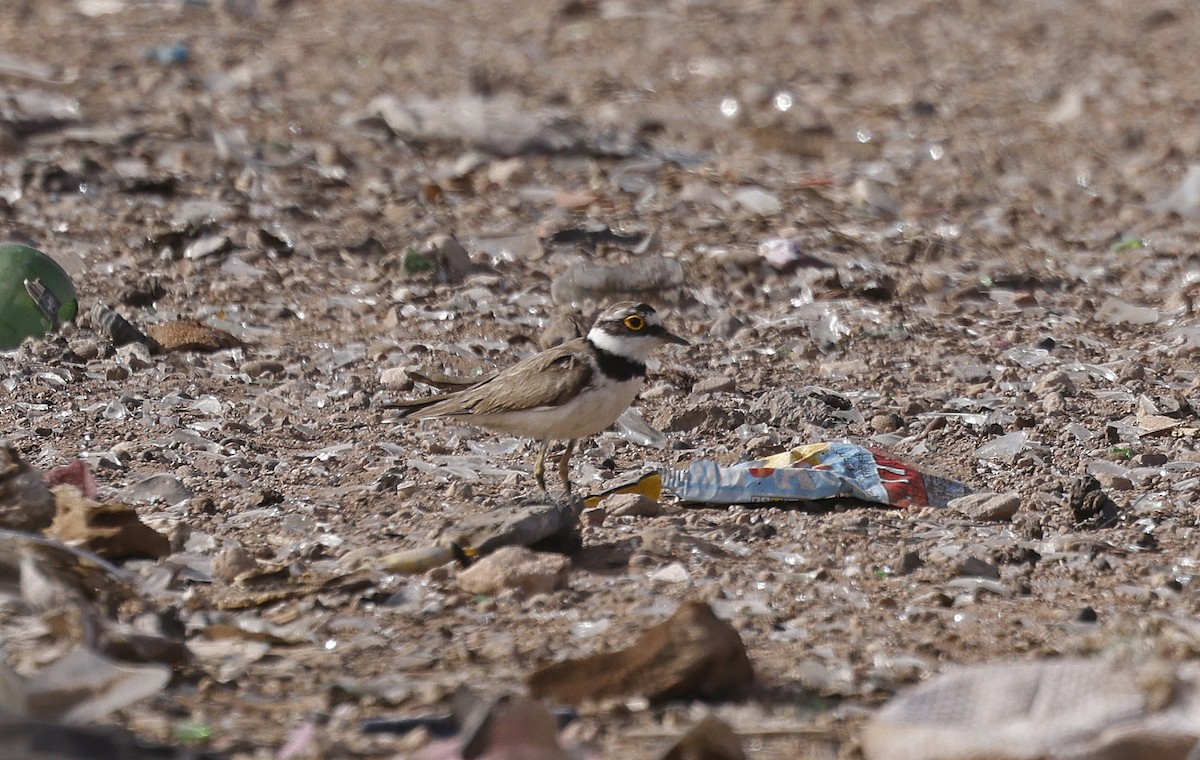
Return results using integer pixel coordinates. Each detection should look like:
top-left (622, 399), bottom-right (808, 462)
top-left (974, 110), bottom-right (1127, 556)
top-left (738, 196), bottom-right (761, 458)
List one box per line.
top-left (379, 366), bottom-right (414, 390)
top-left (242, 359), bottom-right (285, 378)
top-left (693, 375), bottom-right (736, 395)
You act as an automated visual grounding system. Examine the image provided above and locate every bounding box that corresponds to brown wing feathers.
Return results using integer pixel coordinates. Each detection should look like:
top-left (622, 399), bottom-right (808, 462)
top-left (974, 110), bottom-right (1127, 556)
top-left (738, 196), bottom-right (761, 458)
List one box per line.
top-left (394, 339), bottom-right (595, 418)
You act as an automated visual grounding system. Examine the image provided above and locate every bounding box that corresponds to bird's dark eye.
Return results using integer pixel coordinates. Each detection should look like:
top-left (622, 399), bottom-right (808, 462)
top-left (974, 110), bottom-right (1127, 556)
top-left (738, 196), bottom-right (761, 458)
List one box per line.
top-left (623, 314), bottom-right (645, 331)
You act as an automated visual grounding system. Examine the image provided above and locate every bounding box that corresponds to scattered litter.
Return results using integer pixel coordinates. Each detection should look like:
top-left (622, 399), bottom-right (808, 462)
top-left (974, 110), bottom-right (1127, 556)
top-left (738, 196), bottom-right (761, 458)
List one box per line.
top-left (973, 431), bottom-right (1028, 460)
top-left (661, 443), bottom-right (970, 508)
top-left (43, 460), bottom-right (99, 500)
top-left (141, 42), bottom-right (190, 66)
top-left (0, 243), bottom-right (78, 349)
top-left (589, 473), bottom-right (665, 511)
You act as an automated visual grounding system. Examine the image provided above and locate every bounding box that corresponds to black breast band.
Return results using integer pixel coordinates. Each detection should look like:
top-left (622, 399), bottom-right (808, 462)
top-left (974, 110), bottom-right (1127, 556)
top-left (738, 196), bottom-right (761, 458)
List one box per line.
top-left (590, 343), bottom-right (647, 382)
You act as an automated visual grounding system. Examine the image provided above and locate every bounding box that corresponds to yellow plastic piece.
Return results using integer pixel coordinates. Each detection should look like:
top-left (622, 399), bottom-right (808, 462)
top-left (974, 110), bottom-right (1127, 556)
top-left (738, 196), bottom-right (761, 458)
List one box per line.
top-left (584, 471), bottom-right (663, 508)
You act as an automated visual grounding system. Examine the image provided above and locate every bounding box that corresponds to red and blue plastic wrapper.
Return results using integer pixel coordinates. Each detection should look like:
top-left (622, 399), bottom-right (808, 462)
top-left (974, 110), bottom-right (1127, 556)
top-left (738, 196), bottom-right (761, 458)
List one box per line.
top-left (383, 443), bottom-right (970, 575)
top-left (659, 442), bottom-right (970, 508)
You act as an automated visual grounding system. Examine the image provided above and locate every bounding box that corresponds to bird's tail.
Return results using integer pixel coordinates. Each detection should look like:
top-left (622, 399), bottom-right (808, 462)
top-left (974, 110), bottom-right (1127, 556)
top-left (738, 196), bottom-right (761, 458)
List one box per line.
top-left (382, 395), bottom-right (447, 417)
top-left (384, 367), bottom-right (497, 416)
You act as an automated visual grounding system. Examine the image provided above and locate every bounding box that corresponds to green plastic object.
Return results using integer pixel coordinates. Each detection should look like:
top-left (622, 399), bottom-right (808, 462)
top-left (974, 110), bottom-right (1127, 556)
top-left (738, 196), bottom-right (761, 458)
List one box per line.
top-left (0, 243), bottom-right (78, 349)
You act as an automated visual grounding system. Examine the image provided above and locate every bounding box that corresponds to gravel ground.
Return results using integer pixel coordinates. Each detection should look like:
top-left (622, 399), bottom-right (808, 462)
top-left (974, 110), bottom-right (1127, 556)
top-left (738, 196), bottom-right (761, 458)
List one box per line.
top-left (2, 1), bottom-right (1200, 758)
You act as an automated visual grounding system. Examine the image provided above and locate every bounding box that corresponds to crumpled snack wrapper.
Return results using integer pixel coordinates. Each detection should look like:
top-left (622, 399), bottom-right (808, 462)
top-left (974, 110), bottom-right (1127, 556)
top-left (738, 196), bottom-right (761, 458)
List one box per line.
top-left (661, 442), bottom-right (971, 508)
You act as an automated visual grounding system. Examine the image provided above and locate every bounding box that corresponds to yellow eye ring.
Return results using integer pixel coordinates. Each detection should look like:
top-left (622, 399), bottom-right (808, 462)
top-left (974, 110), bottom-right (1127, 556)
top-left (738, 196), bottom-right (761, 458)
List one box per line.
top-left (623, 314), bottom-right (646, 331)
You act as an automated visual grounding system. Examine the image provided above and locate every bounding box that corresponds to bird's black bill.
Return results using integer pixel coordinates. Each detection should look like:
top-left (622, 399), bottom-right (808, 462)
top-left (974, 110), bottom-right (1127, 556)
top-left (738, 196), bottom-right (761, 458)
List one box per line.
top-left (650, 324), bottom-right (689, 345)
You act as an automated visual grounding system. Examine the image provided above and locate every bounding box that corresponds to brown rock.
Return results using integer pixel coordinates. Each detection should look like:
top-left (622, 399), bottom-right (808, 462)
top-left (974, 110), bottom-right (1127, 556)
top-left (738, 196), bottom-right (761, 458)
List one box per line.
top-left (212, 541), bottom-right (258, 583)
top-left (527, 601), bottom-right (753, 704)
top-left (1069, 476), bottom-right (1121, 528)
top-left (147, 320), bottom-right (245, 353)
top-left (1093, 472), bottom-right (1133, 492)
top-left (870, 412), bottom-right (903, 433)
top-left (428, 234), bottom-right (476, 283)
top-left (0, 443), bottom-right (56, 532)
top-left (116, 342), bottom-right (154, 370)
top-left (693, 375), bottom-right (736, 395)
top-left (414, 695), bottom-right (576, 760)
top-left (662, 404), bottom-right (719, 433)
top-left (947, 492), bottom-right (1021, 521)
top-left (602, 492), bottom-right (662, 517)
top-left (658, 716), bottom-right (746, 760)
top-left (1041, 390), bottom-right (1066, 413)
top-left (0, 716), bottom-right (181, 758)
top-left (45, 486), bottom-right (170, 560)
top-left (240, 359), bottom-right (285, 378)
top-left (379, 366), bottom-right (414, 390)
top-left (458, 546), bottom-right (571, 596)
top-left (1031, 369), bottom-right (1074, 395)
top-left (956, 556), bottom-right (1001, 580)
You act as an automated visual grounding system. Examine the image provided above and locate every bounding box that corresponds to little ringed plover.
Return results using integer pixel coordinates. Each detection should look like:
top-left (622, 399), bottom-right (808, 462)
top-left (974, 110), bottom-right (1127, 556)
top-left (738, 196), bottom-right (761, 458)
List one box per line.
top-left (395, 302), bottom-right (688, 493)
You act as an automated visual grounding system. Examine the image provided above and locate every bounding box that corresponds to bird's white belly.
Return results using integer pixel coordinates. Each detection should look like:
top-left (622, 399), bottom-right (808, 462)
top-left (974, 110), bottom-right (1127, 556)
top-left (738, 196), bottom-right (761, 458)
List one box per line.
top-left (474, 378), bottom-right (643, 440)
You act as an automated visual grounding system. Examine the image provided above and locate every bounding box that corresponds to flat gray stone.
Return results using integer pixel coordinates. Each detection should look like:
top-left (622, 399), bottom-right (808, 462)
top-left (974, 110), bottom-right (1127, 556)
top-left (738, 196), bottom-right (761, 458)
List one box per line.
top-left (119, 474), bottom-right (193, 506)
top-left (864, 658), bottom-right (1200, 760)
